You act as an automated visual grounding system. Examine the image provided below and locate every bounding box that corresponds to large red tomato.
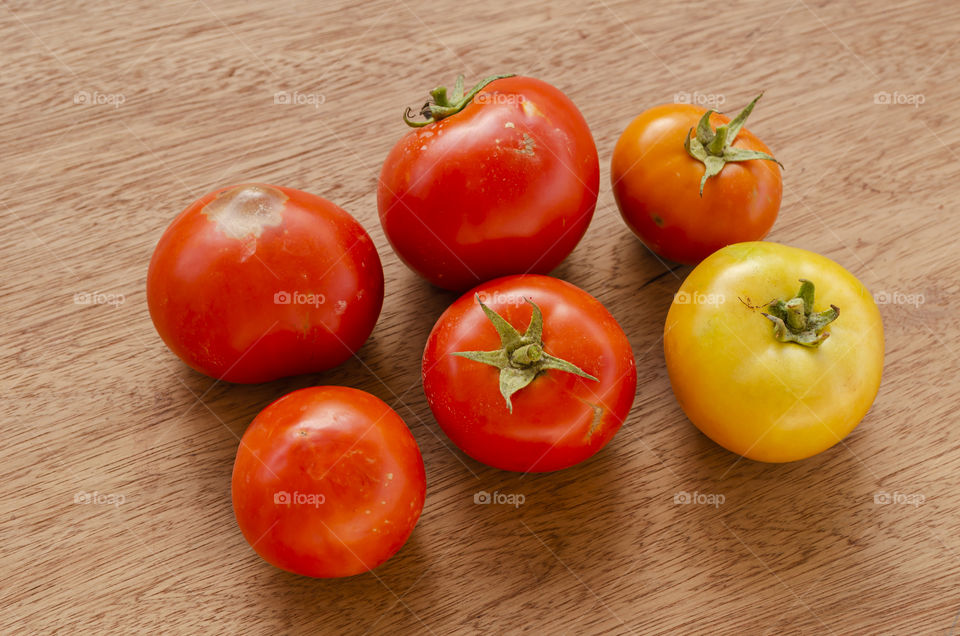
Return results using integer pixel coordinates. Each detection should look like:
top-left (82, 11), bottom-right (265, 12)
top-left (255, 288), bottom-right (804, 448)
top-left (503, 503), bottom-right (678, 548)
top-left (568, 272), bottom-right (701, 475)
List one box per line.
top-left (422, 275), bottom-right (636, 472)
top-left (232, 386), bottom-right (426, 578)
top-left (147, 184), bottom-right (383, 383)
top-left (379, 74), bottom-right (600, 291)
top-left (611, 95), bottom-right (782, 264)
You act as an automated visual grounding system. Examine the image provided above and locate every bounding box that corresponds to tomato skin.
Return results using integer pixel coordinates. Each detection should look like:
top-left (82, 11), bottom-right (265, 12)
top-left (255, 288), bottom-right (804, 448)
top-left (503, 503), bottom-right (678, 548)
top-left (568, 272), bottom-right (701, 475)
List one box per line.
top-left (147, 184), bottom-right (384, 383)
top-left (379, 76), bottom-right (600, 291)
top-left (422, 275), bottom-right (636, 472)
top-left (231, 386), bottom-right (426, 578)
top-left (611, 104), bottom-right (782, 264)
top-left (664, 242), bottom-right (884, 462)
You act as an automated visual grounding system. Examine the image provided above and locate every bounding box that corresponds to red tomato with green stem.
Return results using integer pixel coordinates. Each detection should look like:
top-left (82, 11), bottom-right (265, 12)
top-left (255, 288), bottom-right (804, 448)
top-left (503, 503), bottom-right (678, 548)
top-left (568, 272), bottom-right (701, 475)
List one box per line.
top-left (422, 275), bottom-right (636, 472)
top-left (611, 94), bottom-right (783, 264)
top-left (147, 183), bottom-right (383, 383)
top-left (379, 74), bottom-right (600, 291)
top-left (232, 386), bottom-right (426, 578)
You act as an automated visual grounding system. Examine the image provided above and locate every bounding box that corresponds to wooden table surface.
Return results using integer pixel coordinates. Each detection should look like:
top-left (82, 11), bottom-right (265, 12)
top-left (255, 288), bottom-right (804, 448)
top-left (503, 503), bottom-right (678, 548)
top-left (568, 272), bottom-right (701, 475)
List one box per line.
top-left (3, 0), bottom-right (959, 633)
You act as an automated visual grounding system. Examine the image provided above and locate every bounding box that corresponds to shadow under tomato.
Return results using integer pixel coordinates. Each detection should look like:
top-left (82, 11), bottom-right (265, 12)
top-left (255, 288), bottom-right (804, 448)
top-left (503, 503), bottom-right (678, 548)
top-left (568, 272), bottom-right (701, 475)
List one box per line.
top-left (675, 425), bottom-right (874, 575)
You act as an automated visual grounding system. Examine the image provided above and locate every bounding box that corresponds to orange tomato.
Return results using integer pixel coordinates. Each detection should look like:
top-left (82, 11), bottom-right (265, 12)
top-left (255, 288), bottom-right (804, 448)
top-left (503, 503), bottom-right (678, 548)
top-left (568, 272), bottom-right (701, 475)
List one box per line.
top-left (611, 97), bottom-right (782, 264)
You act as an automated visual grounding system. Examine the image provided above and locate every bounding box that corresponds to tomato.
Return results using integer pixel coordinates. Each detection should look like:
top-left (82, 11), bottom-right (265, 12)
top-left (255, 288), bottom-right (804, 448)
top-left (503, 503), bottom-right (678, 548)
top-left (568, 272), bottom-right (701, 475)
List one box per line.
top-left (147, 184), bottom-right (383, 383)
top-left (231, 386), bottom-right (426, 578)
top-left (422, 275), bottom-right (636, 472)
top-left (611, 95), bottom-right (783, 264)
top-left (378, 74), bottom-right (600, 291)
top-left (664, 242), bottom-right (884, 462)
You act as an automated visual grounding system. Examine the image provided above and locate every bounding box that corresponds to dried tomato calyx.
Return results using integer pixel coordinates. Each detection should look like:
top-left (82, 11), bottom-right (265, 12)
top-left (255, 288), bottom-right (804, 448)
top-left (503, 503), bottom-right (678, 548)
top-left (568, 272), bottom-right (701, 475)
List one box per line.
top-left (762, 279), bottom-right (839, 347)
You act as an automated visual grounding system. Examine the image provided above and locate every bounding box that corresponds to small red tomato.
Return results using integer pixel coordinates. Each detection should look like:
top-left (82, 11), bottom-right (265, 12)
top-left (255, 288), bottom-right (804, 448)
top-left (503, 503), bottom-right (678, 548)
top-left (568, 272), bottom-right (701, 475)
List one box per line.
top-left (422, 275), bottom-right (636, 472)
top-left (231, 386), bottom-right (426, 578)
top-left (611, 95), bottom-right (783, 264)
top-left (147, 184), bottom-right (384, 383)
top-left (379, 74), bottom-right (600, 291)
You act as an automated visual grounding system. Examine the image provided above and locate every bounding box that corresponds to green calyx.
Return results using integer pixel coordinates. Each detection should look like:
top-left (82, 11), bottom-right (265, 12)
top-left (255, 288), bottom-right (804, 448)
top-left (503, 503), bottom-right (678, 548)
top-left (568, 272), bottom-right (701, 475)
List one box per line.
top-left (761, 279), bottom-right (839, 347)
top-left (452, 296), bottom-right (598, 412)
top-left (403, 73), bottom-right (514, 127)
top-left (683, 93), bottom-right (783, 196)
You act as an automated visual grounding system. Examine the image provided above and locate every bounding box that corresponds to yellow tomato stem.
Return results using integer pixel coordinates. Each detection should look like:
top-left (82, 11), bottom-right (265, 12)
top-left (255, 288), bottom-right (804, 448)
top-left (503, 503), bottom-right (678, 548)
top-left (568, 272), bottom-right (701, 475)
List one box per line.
top-left (761, 279), bottom-right (839, 347)
top-left (784, 298), bottom-right (806, 330)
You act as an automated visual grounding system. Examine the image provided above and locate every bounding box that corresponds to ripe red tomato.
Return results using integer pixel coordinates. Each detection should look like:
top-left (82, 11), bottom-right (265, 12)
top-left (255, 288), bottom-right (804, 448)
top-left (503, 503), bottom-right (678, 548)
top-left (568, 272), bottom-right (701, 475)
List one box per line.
top-left (611, 95), bottom-right (782, 264)
top-left (147, 184), bottom-right (383, 383)
top-left (379, 74), bottom-right (600, 291)
top-left (422, 275), bottom-right (636, 472)
top-left (231, 386), bottom-right (426, 578)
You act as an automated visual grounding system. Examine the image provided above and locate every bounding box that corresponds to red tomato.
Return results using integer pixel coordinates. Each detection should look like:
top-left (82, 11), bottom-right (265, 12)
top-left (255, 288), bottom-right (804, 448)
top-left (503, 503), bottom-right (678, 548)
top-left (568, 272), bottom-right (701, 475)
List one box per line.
top-left (147, 184), bottom-right (383, 383)
top-left (422, 275), bottom-right (636, 472)
top-left (231, 386), bottom-right (426, 578)
top-left (611, 96), bottom-right (782, 264)
top-left (379, 75), bottom-right (600, 291)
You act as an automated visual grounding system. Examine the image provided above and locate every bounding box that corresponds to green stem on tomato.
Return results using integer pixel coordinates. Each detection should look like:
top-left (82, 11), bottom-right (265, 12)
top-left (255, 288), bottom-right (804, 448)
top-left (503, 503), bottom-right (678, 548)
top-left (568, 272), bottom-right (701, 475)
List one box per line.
top-left (452, 296), bottom-right (597, 412)
top-left (761, 279), bottom-right (839, 347)
top-left (403, 74), bottom-right (515, 127)
top-left (683, 93), bottom-right (784, 196)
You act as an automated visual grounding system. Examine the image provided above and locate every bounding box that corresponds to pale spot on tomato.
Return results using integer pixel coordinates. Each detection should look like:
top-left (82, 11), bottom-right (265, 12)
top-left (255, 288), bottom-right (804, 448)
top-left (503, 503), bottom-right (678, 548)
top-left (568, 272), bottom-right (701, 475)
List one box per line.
top-left (504, 122), bottom-right (515, 128)
top-left (513, 133), bottom-right (535, 156)
top-left (202, 184), bottom-right (287, 240)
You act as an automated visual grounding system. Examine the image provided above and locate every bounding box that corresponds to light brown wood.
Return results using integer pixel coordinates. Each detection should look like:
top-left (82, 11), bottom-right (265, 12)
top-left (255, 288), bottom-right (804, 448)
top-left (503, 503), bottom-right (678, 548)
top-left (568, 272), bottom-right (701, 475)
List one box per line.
top-left (2, 0), bottom-right (959, 633)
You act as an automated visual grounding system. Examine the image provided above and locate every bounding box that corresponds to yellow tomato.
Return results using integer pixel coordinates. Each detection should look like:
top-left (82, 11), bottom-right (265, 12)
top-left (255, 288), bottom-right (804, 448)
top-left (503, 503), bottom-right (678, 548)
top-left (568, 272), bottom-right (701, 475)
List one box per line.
top-left (664, 242), bottom-right (884, 462)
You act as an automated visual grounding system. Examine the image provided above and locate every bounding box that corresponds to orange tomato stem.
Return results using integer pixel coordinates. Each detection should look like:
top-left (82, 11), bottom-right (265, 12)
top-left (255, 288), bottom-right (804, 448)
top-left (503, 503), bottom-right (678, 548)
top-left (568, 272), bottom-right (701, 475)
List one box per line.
top-left (683, 93), bottom-right (783, 196)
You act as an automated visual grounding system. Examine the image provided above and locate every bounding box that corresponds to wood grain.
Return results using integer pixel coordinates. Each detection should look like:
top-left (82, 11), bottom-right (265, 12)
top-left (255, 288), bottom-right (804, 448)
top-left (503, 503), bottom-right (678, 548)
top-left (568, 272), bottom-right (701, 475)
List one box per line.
top-left (2, 0), bottom-right (959, 633)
